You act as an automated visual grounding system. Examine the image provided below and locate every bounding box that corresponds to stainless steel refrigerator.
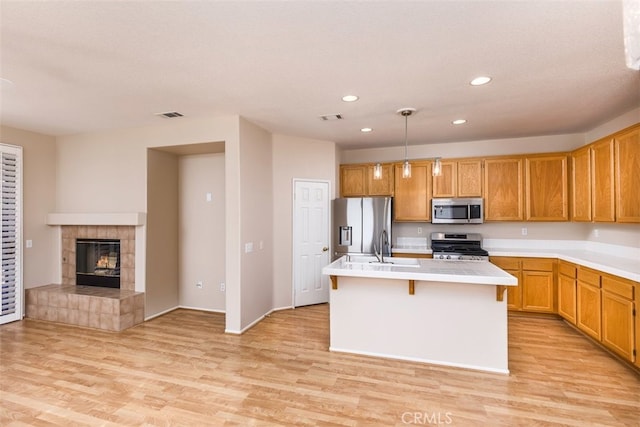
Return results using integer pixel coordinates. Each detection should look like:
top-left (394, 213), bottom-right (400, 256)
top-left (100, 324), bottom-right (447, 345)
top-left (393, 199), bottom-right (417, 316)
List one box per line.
top-left (332, 197), bottom-right (392, 260)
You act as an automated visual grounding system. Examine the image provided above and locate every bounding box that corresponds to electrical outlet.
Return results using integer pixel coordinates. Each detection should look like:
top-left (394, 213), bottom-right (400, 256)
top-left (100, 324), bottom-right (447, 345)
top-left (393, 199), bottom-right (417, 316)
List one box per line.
top-left (220, 282), bottom-right (225, 292)
top-left (245, 242), bottom-right (253, 253)
top-left (417, 227), bottom-right (422, 234)
top-left (521, 227), bottom-right (528, 236)
top-left (25, 239), bottom-right (33, 248)
top-left (196, 281), bottom-right (203, 289)
top-left (594, 229), bottom-right (599, 238)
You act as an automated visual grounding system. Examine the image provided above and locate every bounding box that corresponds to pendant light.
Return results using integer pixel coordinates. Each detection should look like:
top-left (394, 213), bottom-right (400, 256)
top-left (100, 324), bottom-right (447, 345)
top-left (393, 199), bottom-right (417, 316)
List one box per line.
top-left (433, 157), bottom-right (442, 176)
top-left (373, 163), bottom-right (383, 180)
top-left (397, 107), bottom-right (416, 179)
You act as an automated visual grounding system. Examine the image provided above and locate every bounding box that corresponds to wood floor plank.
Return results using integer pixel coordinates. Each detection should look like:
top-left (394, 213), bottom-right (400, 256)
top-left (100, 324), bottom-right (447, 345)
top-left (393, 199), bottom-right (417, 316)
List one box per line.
top-left (1, 304), bottom-right (639, 426)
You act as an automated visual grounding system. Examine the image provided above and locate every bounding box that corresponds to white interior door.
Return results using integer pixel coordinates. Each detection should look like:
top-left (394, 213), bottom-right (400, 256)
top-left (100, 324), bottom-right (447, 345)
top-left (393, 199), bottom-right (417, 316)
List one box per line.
top-left (293, 180), bottom-right (330, 307)
top-left (1, 144), bottom-right (22, 325)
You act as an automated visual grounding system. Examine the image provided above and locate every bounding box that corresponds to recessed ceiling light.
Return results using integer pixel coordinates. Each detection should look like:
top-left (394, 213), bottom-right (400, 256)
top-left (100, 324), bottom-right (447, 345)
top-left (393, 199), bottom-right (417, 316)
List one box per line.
top-left (342, 95), bottom-right (359, 102)
top-left (470, 76), bottom-right (492, 86)
top-left (360, 127), bottom-right (373, 133)
top-left (452, 119), bottom-right (467, 125)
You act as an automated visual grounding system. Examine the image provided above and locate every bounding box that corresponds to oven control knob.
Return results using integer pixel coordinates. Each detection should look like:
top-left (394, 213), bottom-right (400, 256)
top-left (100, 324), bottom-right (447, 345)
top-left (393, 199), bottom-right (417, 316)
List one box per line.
top-left (446, 255), bottom-right (451, 260)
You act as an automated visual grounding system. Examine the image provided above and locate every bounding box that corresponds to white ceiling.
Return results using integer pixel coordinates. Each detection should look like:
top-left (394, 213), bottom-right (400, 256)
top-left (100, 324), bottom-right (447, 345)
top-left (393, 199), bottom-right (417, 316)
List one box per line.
top-left (1, 1), bottom-right (639, 149)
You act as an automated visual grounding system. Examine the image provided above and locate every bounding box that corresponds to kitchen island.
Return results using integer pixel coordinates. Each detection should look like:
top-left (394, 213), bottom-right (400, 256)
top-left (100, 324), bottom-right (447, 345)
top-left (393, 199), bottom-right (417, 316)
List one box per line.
top-left (322, 256), bottom-right (517, 373)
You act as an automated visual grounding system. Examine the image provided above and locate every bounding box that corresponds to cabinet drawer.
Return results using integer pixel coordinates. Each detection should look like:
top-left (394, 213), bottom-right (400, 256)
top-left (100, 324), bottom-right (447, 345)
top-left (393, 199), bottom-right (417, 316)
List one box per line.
top-left (393, 253), bottom-right (433, 259)
top-left (491, 257), bottom-right (520, 270)
top-left (602, 276), bottom-right (634, 300)
top-left (578, 267), bottom-right (601, 287)
top-left (558, 261), bottom-right (577, 278)
top-left (522, 258), bottom-right (555, 272)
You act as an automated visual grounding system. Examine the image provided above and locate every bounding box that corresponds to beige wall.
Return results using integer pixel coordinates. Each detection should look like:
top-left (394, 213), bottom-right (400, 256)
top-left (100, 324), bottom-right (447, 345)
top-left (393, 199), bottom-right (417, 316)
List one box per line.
top-left (340, 133), bottom-right (584, 165)
top-left (55, 116), bottom-right (239, 212)
top-left (583, 107), bottom-right (640, 145)
top-left (272, 134), bottom-right (337, 309)
top-left (55, 115), bottom-right (243, 326)
top-left (0, 126), bottom-right (58, 289)
top-left (178, 153), bottom-right (226, 311)
top-left (237, 118), bottom-right (274, 329)
top-left (146, 149), bottom-right (179, 317)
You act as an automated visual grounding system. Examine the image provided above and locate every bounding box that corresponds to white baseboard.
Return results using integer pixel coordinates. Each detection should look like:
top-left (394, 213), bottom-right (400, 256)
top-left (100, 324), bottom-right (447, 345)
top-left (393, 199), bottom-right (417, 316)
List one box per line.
top-left (178, 305), bottom-right (225, 314)
top-left (144, 305), bottom-right (179, 321)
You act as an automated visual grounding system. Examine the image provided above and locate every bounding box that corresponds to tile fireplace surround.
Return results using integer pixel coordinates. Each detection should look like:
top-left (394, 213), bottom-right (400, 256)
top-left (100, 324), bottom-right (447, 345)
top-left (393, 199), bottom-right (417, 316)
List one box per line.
top-left (26, 224), bottom-right (145, 332)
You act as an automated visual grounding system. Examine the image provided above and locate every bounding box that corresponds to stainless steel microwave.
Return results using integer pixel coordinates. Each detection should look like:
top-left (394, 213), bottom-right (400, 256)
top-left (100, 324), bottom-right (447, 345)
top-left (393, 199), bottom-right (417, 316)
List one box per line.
top-left (432, 198), bottom-right (484, 224)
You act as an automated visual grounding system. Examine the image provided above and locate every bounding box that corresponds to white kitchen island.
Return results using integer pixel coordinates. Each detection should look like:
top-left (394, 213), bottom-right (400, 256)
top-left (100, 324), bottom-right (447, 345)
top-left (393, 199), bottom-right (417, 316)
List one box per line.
top-left (322, 256), bottom-right (517, 374)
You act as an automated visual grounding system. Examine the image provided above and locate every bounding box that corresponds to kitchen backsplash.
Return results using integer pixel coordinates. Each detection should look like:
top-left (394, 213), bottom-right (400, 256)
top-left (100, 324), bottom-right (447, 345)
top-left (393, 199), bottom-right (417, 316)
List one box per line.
top-left (392, 221), bottom-right (640, 249)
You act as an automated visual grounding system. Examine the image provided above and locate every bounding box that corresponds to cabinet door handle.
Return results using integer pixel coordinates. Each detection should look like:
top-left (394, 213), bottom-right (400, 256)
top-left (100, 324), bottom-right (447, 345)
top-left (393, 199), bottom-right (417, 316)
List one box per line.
top-left (322, 247), bottom-right (329, 252)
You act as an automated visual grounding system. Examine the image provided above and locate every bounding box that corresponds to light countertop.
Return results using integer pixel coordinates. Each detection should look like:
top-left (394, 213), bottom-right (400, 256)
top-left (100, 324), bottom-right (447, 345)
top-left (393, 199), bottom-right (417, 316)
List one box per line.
top-left (322, 256), bottom-right (517, 286)
top-left (392, 241), bottom-right (639, 282)
top-left (484, 247), bottom-right (640, 282)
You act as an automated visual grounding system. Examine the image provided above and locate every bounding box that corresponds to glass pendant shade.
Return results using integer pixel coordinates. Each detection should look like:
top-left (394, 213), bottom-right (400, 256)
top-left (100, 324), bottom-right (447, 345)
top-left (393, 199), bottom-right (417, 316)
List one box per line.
top-left (433, 158), bottom-right (442, 176)
top-left (398, 108), bottom-right (416, 179)
top-left (402, 160), bottom-right (411, 178)
top-left (373, 163), bottom-right (383, 180)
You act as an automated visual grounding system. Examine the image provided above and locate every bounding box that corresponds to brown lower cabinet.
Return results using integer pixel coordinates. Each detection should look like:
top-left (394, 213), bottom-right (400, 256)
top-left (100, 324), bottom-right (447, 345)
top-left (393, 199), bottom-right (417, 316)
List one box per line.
top-left (492, 256), bottom-right (638, 367)
top-left (392, 253), bottom-right (433, 258)
top-left (558, 260), bottom-right (577, 324)
top-left (576, 267), bottom-right (602, 341)
top-left (575, 267), bottom-right (637, 364)
top-left (601, 275), bottom-right (635, 363)
top-left (490, 256), bottom-right (556, 313)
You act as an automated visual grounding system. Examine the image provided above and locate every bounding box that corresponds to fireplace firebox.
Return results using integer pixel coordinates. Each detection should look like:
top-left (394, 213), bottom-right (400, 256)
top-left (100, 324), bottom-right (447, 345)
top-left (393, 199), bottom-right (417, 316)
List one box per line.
top-left (76, 239), bottom-right (121, 288)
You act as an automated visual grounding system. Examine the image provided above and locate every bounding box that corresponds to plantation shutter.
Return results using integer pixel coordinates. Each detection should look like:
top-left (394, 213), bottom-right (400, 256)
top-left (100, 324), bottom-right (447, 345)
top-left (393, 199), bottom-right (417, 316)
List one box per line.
top-left (1, 144), bottom-right (22, 325)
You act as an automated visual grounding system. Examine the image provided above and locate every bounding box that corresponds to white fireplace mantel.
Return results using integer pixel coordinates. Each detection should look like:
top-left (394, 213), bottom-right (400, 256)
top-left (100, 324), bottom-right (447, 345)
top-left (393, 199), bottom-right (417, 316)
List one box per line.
top-left (46, 212), bottom-right (146, 226)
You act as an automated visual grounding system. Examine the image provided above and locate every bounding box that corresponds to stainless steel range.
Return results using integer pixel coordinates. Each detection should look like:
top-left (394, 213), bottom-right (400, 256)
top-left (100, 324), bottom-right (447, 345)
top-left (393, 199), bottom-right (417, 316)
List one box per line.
top-left (430, 232), bottom-right (489, 261)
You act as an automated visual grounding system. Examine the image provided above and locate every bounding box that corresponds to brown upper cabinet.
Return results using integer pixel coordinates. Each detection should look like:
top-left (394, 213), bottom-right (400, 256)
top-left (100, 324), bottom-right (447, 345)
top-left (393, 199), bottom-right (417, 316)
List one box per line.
top-left (340, 164), bottom-right (367, 197)
top-left (394, 161), bottom-right (432, 221)
top-left (591, 138), bottom-right (616, 222)
top-left (614, 125), bottom-right (640, 222)
top-left (483, 157), bottom-right (524, 221)
top-left (432, 159), bottom-right (483, 198)
top-left (571, 146), bottom-right (591, 221)
top-left (367, 163), bottom-right (394, 196)
top-left (568, 123), bottom-right (639, 223)
top-left (340, 163), bottom-right (394, 197)
top-left (339, 122), bottom-right (638, 223)
top-left (525, 154), bottom-right (569, 221)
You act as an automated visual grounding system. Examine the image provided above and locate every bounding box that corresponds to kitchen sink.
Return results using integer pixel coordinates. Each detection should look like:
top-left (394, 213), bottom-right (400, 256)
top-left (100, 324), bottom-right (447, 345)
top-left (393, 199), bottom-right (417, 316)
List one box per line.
top-left (345, 255), bottom-right (421, 268)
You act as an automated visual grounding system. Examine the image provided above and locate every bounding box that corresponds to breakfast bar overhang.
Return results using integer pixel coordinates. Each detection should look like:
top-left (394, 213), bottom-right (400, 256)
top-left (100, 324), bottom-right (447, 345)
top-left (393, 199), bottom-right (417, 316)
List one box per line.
top-left (322, 257), bottom-right (518, 374)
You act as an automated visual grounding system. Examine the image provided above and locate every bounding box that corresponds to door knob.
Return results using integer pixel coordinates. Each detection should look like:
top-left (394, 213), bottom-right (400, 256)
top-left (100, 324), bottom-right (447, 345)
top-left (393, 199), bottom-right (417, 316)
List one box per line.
top-left (322, 247), bottom-right (329, 252)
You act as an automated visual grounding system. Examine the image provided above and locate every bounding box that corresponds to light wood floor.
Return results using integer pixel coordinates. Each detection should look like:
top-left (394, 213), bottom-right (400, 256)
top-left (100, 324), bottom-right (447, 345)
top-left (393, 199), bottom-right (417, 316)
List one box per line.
top-left (1, 305), bottom-right (639, 426)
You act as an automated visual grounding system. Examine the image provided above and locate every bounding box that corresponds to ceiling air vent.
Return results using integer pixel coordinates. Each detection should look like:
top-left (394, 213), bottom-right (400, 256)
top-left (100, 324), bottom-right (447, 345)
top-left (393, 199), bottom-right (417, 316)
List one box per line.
top-left (155, 111), bottom-right (184, 118)
top-left (319, 114), bottom-right (343, 121)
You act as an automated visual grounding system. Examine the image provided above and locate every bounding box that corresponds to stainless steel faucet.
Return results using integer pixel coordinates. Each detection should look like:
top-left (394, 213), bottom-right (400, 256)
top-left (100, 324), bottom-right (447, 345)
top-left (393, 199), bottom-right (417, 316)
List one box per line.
top-left (378, 229), bottom-right (388, 263)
